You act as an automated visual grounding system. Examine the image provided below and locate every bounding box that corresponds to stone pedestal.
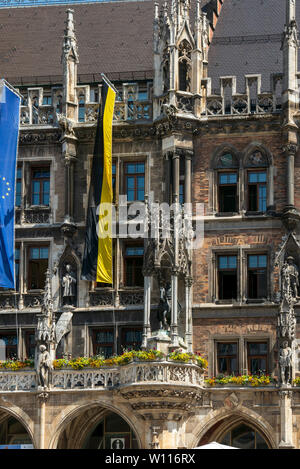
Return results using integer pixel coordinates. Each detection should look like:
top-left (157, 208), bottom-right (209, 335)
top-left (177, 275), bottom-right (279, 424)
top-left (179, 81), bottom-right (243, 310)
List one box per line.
top-left (147, 331), bottom-right (171, 355)
top-left (147, 331), bottom-right (188, 355)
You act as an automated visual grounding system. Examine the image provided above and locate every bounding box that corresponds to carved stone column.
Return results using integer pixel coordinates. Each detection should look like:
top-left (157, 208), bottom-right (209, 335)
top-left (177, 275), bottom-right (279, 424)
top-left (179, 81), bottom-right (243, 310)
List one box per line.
top-left (185, 277), bottom-right (193, 352)
top-left (184, 151), bottom-right (192, 205)
top-left (60, 9), bottom-right (79, 227)
top-left (165, 152), bottom-right (172, 204)
top-left (285, 144), bottom-right (296, 207)
top-left (279, 390), bottom-right (294, 449)
top-left (171, 270), bottom-right (179, 348)
top-left (172, 151), bottom-right (180, 203)
top-left (37, 392), bottom-right (49, 449)
top-left (64, 156), bottom-right (77, 223)
top-left (142, 276), bottom-right (152, 349)
top-left (282, 144), bottom-right (300, 231)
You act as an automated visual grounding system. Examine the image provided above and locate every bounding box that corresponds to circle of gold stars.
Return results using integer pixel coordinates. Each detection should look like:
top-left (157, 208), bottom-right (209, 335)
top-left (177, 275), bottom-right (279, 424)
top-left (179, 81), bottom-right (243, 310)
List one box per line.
top-left (0, 176), bottom-right (12, 200)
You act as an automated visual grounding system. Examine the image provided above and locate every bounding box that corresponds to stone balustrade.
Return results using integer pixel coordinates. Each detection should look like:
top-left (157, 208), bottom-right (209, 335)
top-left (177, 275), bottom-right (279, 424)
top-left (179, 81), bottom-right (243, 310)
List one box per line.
top-left (0, 371), bottom-right (36, 391)
top-left (20, 100), bottom-right (152, 126)
top-left (0, 361), bottom-right (204, 392)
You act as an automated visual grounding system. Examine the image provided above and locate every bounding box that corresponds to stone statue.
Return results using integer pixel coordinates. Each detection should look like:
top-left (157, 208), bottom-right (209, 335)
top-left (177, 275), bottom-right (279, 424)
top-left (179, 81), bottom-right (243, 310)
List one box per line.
top-left (158, 283), bottom-right (171, 331)
top-left (279, 341), bottom-right (293, 386)
top-left (281, 256), bottom-right (299, 301)
top-left (62, 264), bottom-right (77, 306)
top-left (37, 345), bottom-right (53, 390)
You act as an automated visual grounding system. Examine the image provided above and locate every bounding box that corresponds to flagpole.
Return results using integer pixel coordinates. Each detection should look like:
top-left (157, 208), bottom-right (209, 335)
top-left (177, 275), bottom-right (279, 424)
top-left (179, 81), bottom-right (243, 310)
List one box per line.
top-left (101, 73), bottom-right (120, 99)
top-left (0, 79), bottom-right (23, 100)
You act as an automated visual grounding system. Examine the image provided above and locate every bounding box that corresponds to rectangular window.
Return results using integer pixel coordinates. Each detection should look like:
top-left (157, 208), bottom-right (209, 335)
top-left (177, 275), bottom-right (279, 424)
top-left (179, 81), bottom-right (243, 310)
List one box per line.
top-left (31, 167), bottom-right (50, 206)
top-left (24, 330), bottom-right (35, 359)
top-left (218, 255), bottom-right (238, 300)
top-left (124, 162), bottom-right (145, 202)
top-left (78, 96), bottom-right (85, 122)
top-left (92, 329), bottom-right (114, 358)
top-left (15, 167), bottom-right (22, 207)
top-left (248, 171), bottom-right (267, 212)
top-left (0, 332), bottom-right (18, 360)
top-left (217, 342), bottom-right (238, 375)
top-left (247, 254), bottom-right (267, 299)
top-left (42, 96), bottom-right (52, 106)
top-left (121, 327), bottom-right (143, 352)
top-left (124, 245), bottom-right (144, 287)
top-left (28, 246), bottom-right (49, 290)
top-left (247, 342), bottom-right (268, 374)
top-left (218, 172), bottom-right (238, 213)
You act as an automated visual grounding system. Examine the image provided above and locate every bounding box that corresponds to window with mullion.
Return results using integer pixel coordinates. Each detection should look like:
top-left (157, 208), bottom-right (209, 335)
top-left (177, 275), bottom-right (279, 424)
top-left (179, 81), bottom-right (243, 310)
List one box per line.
top-left (247, 254), bottom-right (267, 299)
top-left (31, 168), bottom-right (50, 206)
top-left (124, 162), bottom-right (145, 202)
top-left (247, 342), bottom-right (268, 374)
top-left (217, 342), bottom-right (238, 375)
top-left (247, 171), bottom-right (267, 212)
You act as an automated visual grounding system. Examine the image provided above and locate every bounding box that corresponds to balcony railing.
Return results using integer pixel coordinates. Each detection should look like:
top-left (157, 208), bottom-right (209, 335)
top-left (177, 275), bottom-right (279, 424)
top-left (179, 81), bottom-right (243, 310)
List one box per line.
top-left (20, 100), bottom-right (153, 126)
top-left (0, 361), bottom-right (204, 392)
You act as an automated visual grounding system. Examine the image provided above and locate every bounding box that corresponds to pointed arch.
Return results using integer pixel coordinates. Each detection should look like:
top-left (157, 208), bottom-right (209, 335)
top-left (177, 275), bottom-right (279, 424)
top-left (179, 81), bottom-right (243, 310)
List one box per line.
top-left (48, 400), bottom-right (143, 449)
top-left (210, 144), bottom-right (240, 170)
top-left (0, 404), bottom-right (36, 448)
top-left (189, 405), bottom-right (277, 449)
top-left (243, 142), bottom-right (273, 168)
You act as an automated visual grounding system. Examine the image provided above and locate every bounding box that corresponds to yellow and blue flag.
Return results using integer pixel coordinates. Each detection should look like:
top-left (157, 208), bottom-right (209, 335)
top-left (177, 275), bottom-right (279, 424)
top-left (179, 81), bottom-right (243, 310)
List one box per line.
top-left (0, 80), bottom-right (21, 289)
top-left (81, 80), bottom-right (116, 283)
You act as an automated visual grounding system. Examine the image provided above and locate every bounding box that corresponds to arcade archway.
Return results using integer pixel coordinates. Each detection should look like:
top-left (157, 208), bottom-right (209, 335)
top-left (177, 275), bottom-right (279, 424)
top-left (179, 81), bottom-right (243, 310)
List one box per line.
top-left (0, 411), bottom-right (33, 447)
top-left (197, 416), bottom-right (272, 449)
top-left (56, 406), bottom-right (140, 449)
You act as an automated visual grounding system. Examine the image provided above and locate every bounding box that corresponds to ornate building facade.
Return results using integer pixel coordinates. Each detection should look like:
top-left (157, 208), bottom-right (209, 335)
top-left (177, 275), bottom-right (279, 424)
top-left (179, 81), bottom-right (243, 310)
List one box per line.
top-left (0, 0), bottom-right (300, 449)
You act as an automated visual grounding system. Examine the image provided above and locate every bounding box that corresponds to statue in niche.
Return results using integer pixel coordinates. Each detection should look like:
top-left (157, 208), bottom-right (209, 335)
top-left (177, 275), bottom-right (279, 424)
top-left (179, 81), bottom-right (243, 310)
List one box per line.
top-left (158, 283), bottom-right (172, 331)
top-left (279, 341), bottom-right (293, 386)
top-left (62, 263), bottom-right (77, 306)
top-left (281, 256), bottom-right (299, 301)
top-left (37, 344), bottom-right (53, 390)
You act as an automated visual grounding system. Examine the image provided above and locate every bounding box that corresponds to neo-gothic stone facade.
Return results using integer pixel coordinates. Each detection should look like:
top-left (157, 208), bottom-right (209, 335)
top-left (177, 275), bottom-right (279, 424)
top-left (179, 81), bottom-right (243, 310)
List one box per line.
top-left (1, 0), bottom-right (300, 449)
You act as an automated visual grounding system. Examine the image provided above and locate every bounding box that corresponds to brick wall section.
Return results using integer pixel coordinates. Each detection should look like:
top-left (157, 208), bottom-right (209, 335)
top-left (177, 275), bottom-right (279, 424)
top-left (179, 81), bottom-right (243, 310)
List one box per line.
top-left (193, 316), bottom-right (277, 360)
top-left (193, 130), bottom-right (287, 213)
top-left (192, 229), bottom-right (284, 303)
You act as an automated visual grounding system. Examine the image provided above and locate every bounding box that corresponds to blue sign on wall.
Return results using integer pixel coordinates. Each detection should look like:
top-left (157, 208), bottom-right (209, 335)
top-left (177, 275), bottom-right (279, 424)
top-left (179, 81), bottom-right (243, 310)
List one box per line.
top-left (0, 444), bottom-right (34, 449)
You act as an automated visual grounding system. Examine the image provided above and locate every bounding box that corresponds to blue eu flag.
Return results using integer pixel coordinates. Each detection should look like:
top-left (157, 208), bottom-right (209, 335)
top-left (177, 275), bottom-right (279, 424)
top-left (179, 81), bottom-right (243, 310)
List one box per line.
top-left (0, 81), bottom-right (21, 288)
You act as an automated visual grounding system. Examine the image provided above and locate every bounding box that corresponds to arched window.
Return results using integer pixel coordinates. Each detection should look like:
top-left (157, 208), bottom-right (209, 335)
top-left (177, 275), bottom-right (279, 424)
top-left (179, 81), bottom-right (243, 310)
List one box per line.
top-left (212, 150), bottom-right (239, 215)
top-left (244, 146), bottom-right (271, 214)
top-left (179, 59), bottom-right (190, 92)
top-left (219, 422), bottom-right (270, 449)
top-left (178, 40), bottom-right (192, 92)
